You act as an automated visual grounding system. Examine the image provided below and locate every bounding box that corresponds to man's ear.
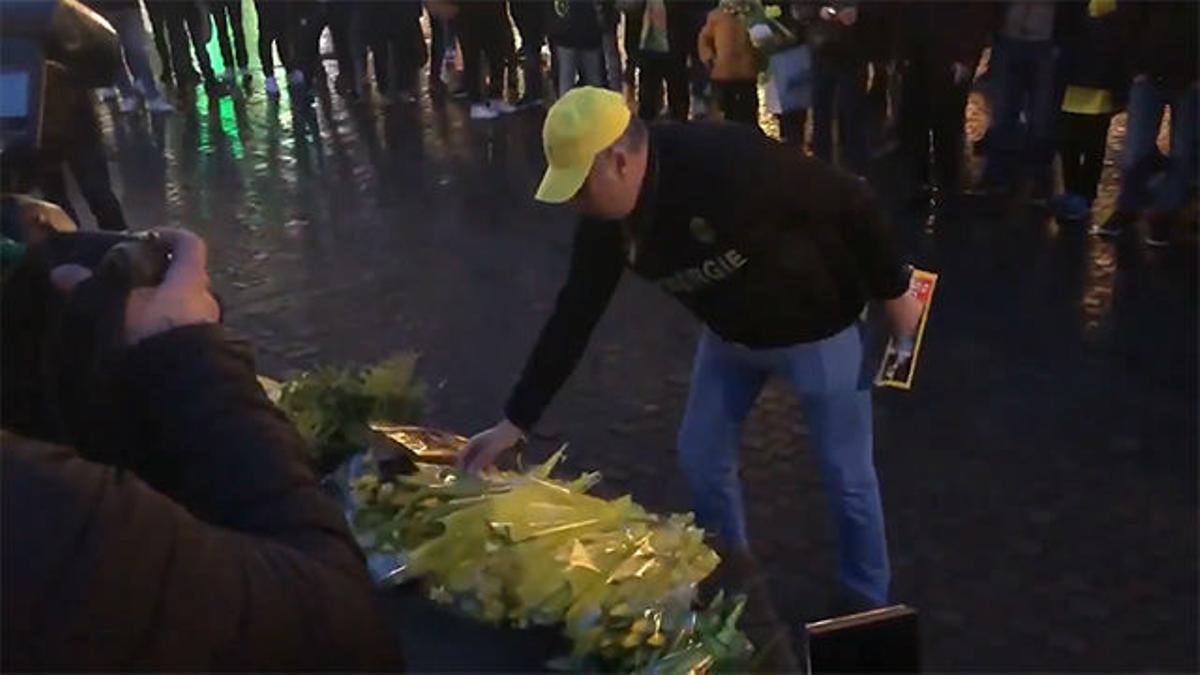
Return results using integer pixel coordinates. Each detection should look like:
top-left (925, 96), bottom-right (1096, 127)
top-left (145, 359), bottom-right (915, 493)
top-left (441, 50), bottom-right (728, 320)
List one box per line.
top-left (613, 148), bottom-right (629, 176)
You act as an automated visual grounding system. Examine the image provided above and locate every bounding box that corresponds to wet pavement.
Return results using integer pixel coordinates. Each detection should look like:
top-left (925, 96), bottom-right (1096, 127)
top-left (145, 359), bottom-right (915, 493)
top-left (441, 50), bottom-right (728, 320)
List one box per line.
top-left (84, 44), bottom-right (1198, 671)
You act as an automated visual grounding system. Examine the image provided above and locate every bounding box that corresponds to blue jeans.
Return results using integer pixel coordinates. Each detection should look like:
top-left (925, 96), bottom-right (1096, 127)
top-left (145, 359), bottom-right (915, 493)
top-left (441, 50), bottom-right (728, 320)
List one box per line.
top-left (1116, 80), bottom-right (1199, 214)
top-left (982, 37), bottom-right (1058, 187)
top-left (813, 54), bottom-right (869, 175)
top-left (677, 323), bottom-right (890, 606)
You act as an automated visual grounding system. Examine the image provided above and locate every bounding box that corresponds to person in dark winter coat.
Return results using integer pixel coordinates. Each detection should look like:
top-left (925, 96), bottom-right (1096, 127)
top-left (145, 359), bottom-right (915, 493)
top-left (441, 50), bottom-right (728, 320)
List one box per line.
top-left (978, 1), bottom-right (1063, 196)
top-left (1051, 0), bottom-right (1132, 225)
top-left (551, 0), bottom-right (607, 93)
top-left (897, 0), bottom-right (997, 224)
top-left (1, 230), bottom-right (404, 672)
top-left (1095, 0), bottom-right (1198, 246)
top-left (801, 0), bottom-right (883, 175)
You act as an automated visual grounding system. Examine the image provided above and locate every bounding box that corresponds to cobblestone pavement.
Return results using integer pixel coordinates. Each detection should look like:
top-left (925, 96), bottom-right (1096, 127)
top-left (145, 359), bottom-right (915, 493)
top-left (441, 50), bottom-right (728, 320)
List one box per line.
top-left (86, 48), bottom-right (1198, 671)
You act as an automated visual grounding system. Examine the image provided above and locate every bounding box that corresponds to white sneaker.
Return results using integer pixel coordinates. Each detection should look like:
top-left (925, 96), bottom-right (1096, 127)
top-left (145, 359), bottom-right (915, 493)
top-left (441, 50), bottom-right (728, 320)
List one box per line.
top-left (470, 102), bottom-right (499, 120)
top-left (265, 76), bottom-right (280, 96)
top-left (288, 69), bottom-right (305, 87)
top-left (489, 99), bottom-right (516, 115)
top-left (97, 87), bottom-right (119, 101)
top-left (145, 96), bottom-right (175, 113)
top-left (118, 96), bottom-right (139, 113)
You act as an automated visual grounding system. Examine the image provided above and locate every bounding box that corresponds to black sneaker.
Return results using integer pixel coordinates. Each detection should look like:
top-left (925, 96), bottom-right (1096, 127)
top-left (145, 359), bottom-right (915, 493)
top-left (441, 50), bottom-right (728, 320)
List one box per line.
top-left (1095, 209), bottom-right (1136, 238)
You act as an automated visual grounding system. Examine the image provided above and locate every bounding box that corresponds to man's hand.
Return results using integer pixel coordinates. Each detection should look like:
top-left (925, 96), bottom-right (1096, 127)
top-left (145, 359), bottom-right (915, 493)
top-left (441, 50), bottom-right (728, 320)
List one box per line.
top-left (883, 289), bottom-right (923, 341)
top-left (835, 6), bottom-right (858, 26)
top-left (123, 230), bottom-right (220, 345)
top-left (457, 419), bottom-right (526, 475)
top-left (50, 229), bottom-right (220, 345)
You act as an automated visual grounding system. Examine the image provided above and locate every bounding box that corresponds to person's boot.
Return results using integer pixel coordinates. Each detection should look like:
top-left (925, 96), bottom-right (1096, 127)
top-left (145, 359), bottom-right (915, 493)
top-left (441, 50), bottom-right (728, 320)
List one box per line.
top-left (704, 547), bottom-right (802, 673)
top-left (1095, 209), bottom-right (1138, 238)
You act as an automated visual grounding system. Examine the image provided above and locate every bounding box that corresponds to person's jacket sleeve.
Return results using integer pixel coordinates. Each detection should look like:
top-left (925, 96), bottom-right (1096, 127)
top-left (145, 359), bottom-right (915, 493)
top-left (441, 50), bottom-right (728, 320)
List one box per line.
top-left (504, 220), bottom-right (625, 432)
top-left (1, 325), bottom-right (403, 671)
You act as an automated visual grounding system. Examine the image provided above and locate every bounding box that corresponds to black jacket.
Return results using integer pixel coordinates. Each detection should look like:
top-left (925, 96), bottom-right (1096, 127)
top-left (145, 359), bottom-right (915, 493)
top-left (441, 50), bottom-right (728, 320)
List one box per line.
top-left (1, 325), bottom-right (404, 671)
top-left (505, 122), bottom-right (908, 431)
top-left (1056, 1), bottom-right (1133, 101)
top-left (551, 0), bottom-right (604, 49)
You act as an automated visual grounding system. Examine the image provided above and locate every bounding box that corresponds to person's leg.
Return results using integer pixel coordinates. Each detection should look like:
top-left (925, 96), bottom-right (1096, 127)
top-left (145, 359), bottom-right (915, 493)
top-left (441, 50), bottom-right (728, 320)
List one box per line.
top-left (145, 2), bottom-right (176, 85)
top-left (1057, 112), bottom-right (1087, 198)
top-left (677, 330), bottom-right (769, 550)
top-left (580, 48), bottom-right (605, 88)
top-left (981, 36), bottom-right (1022, 188)
top-left (812, 51), bottom-right (838, 164)
top-left (457, 16), bottom-right (486, 103)
top-left (899, 52), bottom-right (932, 189)
top-left (68, 140), bottom-right (128, 231)
top-left (1114, 79), bottom-right (1166, 215)
top-left (777, 108), bottom-right (808, 145)
top-left (664, 52), bottom-right (689, 121)
top-left (1076, 114), bottom-right (1112, 204)
top-left (637, 54), bottom-right (665, 120)
top-left (256, 1), bottom-right (278, 77)
top-left (164, 8), bottom-right (198, 85)
top-left (517, 11), bottom-right (545, 100)
top-left (784, 323), bottom-right (889, 606)
top-left (739, 80), bottom-right (760, 127)
top-left (482, 12), bottom-right (509, 100)
top-left (367, 29), bottom-right (390, 94)
top-left (556, 47), bottom-right (579, 94)
top-left (932, 57), bottom-right (971, 196)
top-left (624, 9), bottom-right (641, 88)
top-left (602, 30), bottom-right (622, 91)
top-left (113, 8), bottom-right (162, 100)
top-left (1026, 41), bottom-right (1059, 189)
top-left (212, 2), bottom-right (236, 74)
top-left (1155, 85), bottom-right (1199, 214)
top-left (183, 4), bottom-right (217, 83)
top-left (227, 0), bottom-right (249, 70)
top-left (836, 59), bottom-right (870, 175)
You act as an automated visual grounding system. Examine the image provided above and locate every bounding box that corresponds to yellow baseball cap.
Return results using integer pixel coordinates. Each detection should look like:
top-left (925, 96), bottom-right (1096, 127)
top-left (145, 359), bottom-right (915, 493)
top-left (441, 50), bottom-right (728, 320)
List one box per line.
top-left (535, 87), bottom-right (632, 204)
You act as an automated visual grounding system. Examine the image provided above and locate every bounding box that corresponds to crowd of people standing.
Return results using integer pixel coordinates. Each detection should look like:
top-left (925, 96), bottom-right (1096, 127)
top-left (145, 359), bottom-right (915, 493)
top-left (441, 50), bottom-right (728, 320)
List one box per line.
top-left (67, 1), bottom-right (1200, 247)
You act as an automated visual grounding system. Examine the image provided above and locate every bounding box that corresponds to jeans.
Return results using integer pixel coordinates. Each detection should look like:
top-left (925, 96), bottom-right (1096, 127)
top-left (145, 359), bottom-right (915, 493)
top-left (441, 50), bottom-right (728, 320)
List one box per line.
top-left (677, 323), bottom-right (890, 606)
top-left (1116, 80), bottom-right (1199, 214)
top-left (211, 0), bottom-right (249, 72)
top-left (106, 8), bottom-right (162, 100)
top-left (813, 54), bottom-right (869, 175)
top-left (981, 36), bottom-right (1058, 188)
top-left (714, 79), bottom-right (759, 126)
top-left (556, 47), bottom-right (604, 94)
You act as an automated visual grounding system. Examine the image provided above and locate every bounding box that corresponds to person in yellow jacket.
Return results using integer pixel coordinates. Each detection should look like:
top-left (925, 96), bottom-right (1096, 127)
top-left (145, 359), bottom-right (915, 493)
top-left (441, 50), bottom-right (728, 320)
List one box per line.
top-left (698, 0), bottom-right (762, 127)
